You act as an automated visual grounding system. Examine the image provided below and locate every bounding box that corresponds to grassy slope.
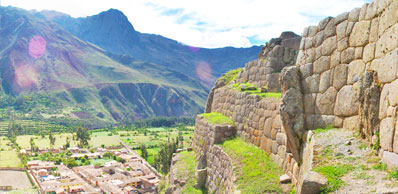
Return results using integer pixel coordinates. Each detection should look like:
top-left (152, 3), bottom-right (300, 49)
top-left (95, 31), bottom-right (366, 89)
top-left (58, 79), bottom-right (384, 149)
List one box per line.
top-left (176, 151), bottom-right (207, 194)
top-left (220, 138), bottom-right (283, 193)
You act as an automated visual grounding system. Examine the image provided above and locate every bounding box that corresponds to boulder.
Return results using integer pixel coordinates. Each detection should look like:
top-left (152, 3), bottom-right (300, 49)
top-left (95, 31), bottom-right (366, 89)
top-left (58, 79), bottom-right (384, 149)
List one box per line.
top-left (280, 174), bottom-right (291, 183)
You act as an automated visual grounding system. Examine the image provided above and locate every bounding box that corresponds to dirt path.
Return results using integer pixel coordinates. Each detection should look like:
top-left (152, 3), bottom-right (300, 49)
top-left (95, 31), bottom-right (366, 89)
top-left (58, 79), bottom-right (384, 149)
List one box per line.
top-left (313, 128), bottom-right (398, 194)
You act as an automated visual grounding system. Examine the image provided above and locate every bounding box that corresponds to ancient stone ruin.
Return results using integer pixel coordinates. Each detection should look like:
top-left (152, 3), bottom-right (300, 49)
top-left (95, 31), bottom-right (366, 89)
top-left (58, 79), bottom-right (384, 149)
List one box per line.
top-left (178, 0), bottom-right (398, 193)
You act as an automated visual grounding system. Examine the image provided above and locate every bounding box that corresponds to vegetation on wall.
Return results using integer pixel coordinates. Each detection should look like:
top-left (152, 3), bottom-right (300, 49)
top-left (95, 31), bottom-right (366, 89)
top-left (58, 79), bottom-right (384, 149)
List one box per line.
top-left (200, 112), bottom-right (234, 125)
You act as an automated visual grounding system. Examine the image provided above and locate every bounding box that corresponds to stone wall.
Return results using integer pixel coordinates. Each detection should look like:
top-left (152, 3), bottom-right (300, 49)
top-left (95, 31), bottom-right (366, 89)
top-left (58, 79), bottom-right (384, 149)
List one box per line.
top-left (206, 145), bottom-right (235, 194)
top-left (192, 116), bottom-right (237, 194)
top-left (235, 32), bottom-right (301, 92)
top-left (208, 87), bottom-right (300, 186)
top-left (282, 0), bottom-right (398, 168)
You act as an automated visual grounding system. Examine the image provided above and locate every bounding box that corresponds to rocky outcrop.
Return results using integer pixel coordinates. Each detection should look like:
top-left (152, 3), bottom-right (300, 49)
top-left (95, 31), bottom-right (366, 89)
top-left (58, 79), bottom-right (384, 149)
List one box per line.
top-left (235, 32), bottom-right (301, 92)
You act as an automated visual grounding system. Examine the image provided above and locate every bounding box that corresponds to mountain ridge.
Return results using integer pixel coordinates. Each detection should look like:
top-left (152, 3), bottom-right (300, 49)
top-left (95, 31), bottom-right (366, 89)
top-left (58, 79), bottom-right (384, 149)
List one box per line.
top-left (37, 8), bottom-right (261, 86)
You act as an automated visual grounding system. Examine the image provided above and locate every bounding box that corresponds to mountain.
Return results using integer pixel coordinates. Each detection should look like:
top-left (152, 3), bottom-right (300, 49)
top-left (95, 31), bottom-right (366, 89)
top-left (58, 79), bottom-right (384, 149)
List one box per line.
top-left (0, 6), bottom-right (208, 125)
top-left (37, 9), bottom-right (261, 86)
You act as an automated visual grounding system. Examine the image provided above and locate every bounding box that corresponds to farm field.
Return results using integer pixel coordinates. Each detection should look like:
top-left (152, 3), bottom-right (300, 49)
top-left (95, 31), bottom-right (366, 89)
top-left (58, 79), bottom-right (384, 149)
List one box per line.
top-left (16, 133), bottom-right (79, 149)
top-left (119, 127), bottom-right (194, 149)
top-left (89, 131), bottom-right (121, 147)
top-left (0, 136), bottom-right (22, 168)
top-left (0, 170), bottom-right (33, 189)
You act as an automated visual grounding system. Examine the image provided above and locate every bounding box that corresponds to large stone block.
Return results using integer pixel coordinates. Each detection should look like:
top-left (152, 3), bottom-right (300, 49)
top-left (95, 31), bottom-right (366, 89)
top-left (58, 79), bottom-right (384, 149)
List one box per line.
top-left (322, 36), bottom-right (337, 56)
top-left (337, 37), bottom-right (349, 52)
top-left (378, 0), bottom-right (398, 35)
top-left (336, 20), bottom-right (349, 41)
top-left (334, 85), bottom-right (359, 117)
top-left (389, 80), bottom-right (398, 107)
top-left (313, 56), bottom-right (330, 74)
top-left (343, 115), bottom-right (360, 131)
top-left (341, 47), bottom-right (355, 64)
top-left (348, 7), bottom-right (361, 22)
top-left (349, 20), bottom-right (371, 47)
top-left (369, 18), bottom-right (379, 43)
top-left (382, 151), bottom-right (398, 169)
top-left (300, 63), bottom-right (313, 78)
top-left (365, 1), bottom-right (378, 20)
top-left (395, 121), bottom-right (398, 153)
top-left (375, 24), bottom-right (398, 59)
top-left (319, 70), bottom-right (331, 93)
top-left (363, 43), bottom-right (376, 64)
top-left (347, 60), bottom-right (366, 85)
top-left (302, 74), bottom-right (320, 94)
top-left (376, 48), bottom-right (398, 83)
top-left (379, 83), bottom-right (390, 120)
top-left (380, 117), bottom-right (395, 151)
top-left (330, 50), bottom-right (341, 68)
top-left (332, 64), bottom-right (348, 90)
top-left (315, 87), bottom-right (337, 115)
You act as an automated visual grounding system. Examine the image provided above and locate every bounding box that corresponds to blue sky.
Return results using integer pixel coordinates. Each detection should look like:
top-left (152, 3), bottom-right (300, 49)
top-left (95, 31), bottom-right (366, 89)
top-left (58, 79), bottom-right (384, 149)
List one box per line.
top-left (2, 0), bottom-right (371, 48)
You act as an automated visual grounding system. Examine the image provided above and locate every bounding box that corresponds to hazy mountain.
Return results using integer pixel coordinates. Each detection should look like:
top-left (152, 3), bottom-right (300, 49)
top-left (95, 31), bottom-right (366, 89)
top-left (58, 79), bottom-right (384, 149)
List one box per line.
top-left (37, 9), bottom-right (261, 86)
top-left (0, 6), bottom-right (208, 124)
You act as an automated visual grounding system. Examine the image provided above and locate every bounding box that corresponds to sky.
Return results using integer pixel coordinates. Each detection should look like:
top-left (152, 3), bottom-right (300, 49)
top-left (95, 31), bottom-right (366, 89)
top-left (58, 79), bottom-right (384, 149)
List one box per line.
top-left (2, 0), bottom-right (371, 48)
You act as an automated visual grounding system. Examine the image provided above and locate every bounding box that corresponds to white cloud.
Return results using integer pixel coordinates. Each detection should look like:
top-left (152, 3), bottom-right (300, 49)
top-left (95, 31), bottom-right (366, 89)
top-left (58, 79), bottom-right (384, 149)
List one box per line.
top-left (2, 0), bottom-right (371, 48)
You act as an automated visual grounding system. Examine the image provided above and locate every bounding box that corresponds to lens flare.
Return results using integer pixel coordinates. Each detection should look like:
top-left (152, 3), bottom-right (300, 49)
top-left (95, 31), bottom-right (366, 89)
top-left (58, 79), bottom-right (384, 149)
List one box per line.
top-left (14, 64), bottom-right (38, 88)
top-left (195, 62), bottom-right (212, 85)
top-left (28, 35), bottom-right (47, 59)
top-left (189, 46), bottom-right (200, 52)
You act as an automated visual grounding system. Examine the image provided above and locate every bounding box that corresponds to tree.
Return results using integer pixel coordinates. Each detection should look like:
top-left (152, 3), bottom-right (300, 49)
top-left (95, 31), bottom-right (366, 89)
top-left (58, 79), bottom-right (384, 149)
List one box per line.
top-left (76, 126), bottom-right (90, 147)
top-left (140, 144), bottom-right (149, 160)
top-left (30, 137), bottom-right (35, 152)
top-left (153, 139), bottom-right (178, 174)
top-left (64, 137), bottom-right (70, 149)
top-left (49, 130), bottom-right (56, 147)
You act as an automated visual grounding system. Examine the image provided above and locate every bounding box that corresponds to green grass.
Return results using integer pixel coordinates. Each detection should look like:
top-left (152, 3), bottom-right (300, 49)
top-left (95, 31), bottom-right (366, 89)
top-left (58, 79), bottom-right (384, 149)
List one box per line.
top-left (90, 158), bottom-right (114, 166)
top-left (388, 168), bottom-right (398, 180)
top-left (89, 132), bottom-right (120, 147)
top-left (16, 134), bottom-right (79, 149)
top-left (232, 83), bottom-right (281, 99)
top-left (220, 138), bottom-right (283, 193)
top-left (200, 113), bottom-right (234, 125)
top-left (176, 151), bottom-right (207, 194)
top-left (372, 162), bottom-right (387, 171)
top-left (219, 68), bottom-right (242, 85)
top-left (314, 163), bottom-right (355, 193)
top-left (0, 150), bottom-right (22, 168)
top-left (313, 125), bottom-right (335, 134)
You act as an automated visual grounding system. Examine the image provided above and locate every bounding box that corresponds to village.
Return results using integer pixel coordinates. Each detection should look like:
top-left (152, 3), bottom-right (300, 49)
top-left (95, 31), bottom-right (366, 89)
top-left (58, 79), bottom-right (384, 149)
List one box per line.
top-left (26, 146), bottom-right (160, 194)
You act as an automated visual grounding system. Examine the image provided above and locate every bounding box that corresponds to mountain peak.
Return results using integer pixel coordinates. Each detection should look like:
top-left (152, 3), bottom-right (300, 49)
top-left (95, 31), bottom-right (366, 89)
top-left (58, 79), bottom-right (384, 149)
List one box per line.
top-left (93, 8), bottom-right (136, 32)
